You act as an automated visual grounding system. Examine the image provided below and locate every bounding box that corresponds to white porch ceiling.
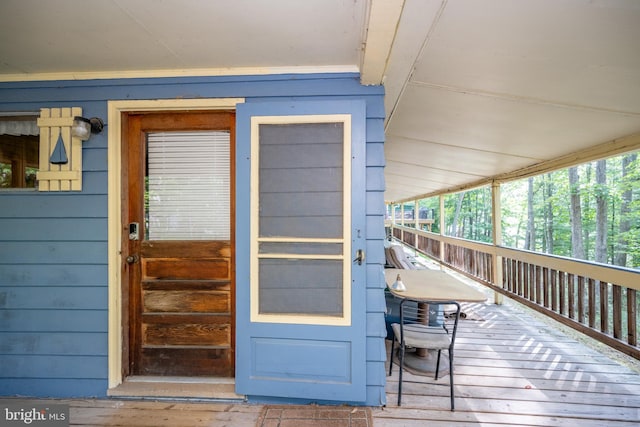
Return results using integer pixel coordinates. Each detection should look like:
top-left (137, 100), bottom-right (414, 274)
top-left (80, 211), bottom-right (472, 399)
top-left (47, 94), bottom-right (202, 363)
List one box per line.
top-left (1, 0), bottom-right (639, 203)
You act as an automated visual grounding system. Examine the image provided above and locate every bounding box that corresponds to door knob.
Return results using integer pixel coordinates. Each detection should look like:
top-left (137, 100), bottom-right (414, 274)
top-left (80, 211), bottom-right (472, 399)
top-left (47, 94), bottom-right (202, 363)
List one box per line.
top-left (126, 254), bottom-right (139, 264)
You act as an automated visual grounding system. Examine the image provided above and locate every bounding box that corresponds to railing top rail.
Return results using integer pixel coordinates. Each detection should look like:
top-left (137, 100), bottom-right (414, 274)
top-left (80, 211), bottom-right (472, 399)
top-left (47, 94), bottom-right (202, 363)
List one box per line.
top-left (390, 224), bottom-right (640, 291)
top-left (496, 245), bottom-right (640, 291)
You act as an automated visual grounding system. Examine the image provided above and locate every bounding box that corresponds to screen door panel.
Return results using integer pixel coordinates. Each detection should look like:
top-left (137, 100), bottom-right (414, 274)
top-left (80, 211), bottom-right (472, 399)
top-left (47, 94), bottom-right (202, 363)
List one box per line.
top-left (251, 118), bottom-right (351, 324)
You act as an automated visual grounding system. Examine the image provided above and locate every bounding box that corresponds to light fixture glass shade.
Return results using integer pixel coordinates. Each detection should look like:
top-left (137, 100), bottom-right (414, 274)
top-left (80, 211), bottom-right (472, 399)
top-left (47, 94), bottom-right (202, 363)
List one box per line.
top-left (392, 273), bottom-right (406, 291)
top-left (71, 116), bottom-right (92, 140)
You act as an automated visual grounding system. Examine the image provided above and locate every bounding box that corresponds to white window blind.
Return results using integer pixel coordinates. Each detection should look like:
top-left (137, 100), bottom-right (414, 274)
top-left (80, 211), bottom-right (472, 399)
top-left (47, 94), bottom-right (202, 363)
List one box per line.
top-left (146, 131), bottom-right (230, 240)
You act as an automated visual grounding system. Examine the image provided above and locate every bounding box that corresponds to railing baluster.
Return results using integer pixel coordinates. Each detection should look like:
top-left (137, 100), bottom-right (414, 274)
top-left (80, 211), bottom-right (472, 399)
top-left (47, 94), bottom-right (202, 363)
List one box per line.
top-left (504, 258), bottom-right (509, 292)
top-left (613, 284), bottom-right (622, 340)
top-left (511, 259), bottom-right (518, 295)
top-left (528, 264), bottom-right (533, 302)
top-left (567, 273), bottom-right (575, 319)
top-left (551, 269), bottom-right (558, 312)
top-left (522, 262), bottom-right (528, 300)
top-left (628, 289), bottom-right (637, 346)
top-left (536, 266), bottom-right (543, 305)
top-left (600, 281), bottom-right (609, 334)
top-left (558, 271), bottom-right (566, 315)
top-left (578, 276), bottom-right (585, 324)
top-left (517, 260), bottom-right (524, 297)
top-left (588, 278), bottom-right (597, 329)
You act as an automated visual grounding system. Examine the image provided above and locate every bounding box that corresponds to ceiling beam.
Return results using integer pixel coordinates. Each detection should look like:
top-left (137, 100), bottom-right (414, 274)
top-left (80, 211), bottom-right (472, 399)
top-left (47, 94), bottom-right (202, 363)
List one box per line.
top-left (360, 0), bottom-right (405, 85)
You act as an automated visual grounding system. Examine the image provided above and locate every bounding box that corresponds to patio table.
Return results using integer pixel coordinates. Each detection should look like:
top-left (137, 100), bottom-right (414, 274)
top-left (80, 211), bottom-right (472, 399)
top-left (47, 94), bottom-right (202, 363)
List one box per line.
top-left (385, 268), bottom-right (487, 375)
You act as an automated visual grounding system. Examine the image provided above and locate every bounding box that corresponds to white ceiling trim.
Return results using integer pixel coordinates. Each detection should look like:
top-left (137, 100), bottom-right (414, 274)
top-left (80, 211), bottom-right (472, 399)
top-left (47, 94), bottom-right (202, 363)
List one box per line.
top-left (0, 65), bottom-right (360, 83)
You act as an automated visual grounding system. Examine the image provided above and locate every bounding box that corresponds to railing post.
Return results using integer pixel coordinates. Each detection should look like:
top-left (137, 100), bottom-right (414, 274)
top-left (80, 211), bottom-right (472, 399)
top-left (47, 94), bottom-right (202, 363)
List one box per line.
top-left (414, 197), bottom-right (420, 253)
top-left (439, 195), bottom-right (445, 265)
top-left (400, 203), bottom-right (405, 243)
top-left (492, 181), bottom-right (504, 305)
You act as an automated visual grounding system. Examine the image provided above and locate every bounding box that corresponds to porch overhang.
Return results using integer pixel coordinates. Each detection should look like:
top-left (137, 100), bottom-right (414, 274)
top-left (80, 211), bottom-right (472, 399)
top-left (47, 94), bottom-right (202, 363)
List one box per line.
top-left (1, 0), bottom-right (638, 203)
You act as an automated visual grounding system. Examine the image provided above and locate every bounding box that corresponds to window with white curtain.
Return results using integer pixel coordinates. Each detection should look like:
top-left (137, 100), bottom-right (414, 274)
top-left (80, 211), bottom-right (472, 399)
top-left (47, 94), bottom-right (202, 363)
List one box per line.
top-left (0, 115), bottom-right (39, 189)
top-left (146, 131), bottom-right (230, 240)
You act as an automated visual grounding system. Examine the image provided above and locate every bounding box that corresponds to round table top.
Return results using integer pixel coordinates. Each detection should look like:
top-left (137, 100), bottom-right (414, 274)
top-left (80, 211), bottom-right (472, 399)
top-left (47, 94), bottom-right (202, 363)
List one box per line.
top-left (385, 268), bottom-right (487, 303)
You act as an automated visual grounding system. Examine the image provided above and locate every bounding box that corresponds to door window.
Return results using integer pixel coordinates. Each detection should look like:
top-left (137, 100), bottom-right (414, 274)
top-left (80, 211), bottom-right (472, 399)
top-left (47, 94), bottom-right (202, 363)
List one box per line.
top-left (146, 131), bottom-right (230, 240)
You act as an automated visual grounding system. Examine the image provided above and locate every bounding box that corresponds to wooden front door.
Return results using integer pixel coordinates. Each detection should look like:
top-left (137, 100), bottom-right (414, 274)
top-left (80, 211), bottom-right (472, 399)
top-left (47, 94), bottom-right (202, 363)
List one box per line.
top-left (123, 111), bottom-right (235, 377)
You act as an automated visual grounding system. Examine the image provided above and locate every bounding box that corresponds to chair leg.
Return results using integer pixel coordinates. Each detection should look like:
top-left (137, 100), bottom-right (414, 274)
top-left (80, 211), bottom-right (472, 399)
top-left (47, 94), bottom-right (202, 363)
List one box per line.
top-left (449, 350), bottom-right (455, 411)
top-left (434, 349), bottom-right (442, 380)
top-left (388, 338), bottom-right (395, 376)
top-left (397, 345), bottom-right (404, 406)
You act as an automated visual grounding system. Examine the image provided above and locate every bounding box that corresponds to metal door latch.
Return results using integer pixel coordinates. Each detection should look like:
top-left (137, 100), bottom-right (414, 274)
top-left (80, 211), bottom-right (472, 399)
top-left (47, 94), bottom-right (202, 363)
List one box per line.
top-left (129, 222), bottom-right (139, 240)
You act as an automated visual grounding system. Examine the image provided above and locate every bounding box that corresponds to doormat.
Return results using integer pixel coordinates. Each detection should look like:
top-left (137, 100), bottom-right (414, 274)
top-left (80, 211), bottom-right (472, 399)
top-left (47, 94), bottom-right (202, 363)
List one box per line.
top-left (256, 404), bottom-right (373, 427)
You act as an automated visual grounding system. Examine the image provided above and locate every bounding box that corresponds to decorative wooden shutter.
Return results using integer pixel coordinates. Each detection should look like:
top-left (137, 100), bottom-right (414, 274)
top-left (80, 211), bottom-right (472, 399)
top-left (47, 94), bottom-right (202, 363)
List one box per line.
top-left (36, 107), bottom-right (83, 191)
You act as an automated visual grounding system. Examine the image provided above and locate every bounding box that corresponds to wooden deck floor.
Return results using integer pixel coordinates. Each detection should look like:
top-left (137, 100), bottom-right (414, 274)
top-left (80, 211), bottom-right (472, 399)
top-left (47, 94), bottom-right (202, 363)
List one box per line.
top-left (3, 283), bottom-right (640, 426)
top-left (376, 294), bottom-right (640, 426)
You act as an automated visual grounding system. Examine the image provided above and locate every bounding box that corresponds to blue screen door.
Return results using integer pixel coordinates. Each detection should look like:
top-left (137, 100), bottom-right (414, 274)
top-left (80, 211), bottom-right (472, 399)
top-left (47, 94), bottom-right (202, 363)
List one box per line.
top-left (235, 100), bottom-right (367, 402)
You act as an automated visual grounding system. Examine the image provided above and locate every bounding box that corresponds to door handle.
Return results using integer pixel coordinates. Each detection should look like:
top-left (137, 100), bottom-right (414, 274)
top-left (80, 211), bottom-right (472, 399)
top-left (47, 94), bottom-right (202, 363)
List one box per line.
top-left (126, 254), bottom-right (139, 264)
top-left (353, 249), bottom-right (365, 265)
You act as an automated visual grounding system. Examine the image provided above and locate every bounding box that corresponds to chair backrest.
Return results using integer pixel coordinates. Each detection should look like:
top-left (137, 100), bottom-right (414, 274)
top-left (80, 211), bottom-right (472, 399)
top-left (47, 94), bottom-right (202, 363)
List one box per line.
top-left (398, 298), bottom-right (461, 346)
top-left (385, 244), bottom-right (419, 269)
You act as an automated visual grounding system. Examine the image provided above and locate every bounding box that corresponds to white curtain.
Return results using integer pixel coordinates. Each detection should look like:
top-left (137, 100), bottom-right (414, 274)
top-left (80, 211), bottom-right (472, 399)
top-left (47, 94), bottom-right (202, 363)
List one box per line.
top-left (0, 120), bottom-right (39, 136)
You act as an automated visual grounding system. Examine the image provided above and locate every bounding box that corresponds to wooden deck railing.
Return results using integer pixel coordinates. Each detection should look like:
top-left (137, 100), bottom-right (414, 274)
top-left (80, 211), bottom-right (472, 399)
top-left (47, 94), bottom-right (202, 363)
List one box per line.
top-left (389, 224), bottom-right (640, 360)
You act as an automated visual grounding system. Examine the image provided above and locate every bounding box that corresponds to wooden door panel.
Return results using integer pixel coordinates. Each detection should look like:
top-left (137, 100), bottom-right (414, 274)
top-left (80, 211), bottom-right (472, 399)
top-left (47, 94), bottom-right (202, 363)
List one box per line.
top-left (143, 259), bottom-right (229, 280)
top-left (138, 348), bottom-right (233, 377)
top-left (143, 323), bottom-right (231, 346)
top-left (135, 240), bottom-right (232, 376)
top-left (143, 290), bottom-right (230, 313)
top-left (124, 112), bottom-right (235, 378)
top-left (137, 240), bottom-right (232, 375)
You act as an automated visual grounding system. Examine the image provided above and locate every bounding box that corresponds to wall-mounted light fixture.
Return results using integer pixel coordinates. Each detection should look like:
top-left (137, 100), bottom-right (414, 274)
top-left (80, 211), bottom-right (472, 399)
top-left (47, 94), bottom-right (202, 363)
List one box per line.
top-left (71, 116), bottom-right (104, 141)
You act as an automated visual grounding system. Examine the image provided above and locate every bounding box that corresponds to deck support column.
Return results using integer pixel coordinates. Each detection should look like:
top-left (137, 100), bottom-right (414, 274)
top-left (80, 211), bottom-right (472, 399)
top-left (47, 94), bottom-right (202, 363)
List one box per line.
top-left (439, 195), bottom-right (445, 265)
top-left (492, 181), bottom-right (504, 305)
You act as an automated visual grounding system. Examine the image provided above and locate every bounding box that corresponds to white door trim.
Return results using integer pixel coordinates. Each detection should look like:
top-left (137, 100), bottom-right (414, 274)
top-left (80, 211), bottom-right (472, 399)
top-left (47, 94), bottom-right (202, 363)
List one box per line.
top-left (106, 98), bottom-right (244, 389)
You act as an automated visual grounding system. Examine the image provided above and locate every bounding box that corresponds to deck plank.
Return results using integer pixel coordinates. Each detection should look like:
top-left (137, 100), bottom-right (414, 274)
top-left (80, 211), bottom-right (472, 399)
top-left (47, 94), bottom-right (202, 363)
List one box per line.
top-left (69, 400), bottom-right (261, 427)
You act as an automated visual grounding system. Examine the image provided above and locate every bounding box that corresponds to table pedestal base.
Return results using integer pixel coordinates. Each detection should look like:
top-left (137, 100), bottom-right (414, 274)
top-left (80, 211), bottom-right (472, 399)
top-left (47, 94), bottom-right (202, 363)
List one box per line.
top-left (395, 348), bottom-right (449, 377)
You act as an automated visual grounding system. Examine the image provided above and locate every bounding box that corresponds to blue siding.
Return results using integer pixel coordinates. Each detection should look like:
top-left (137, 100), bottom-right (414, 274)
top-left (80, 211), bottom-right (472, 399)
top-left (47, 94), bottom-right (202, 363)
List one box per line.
top-left (0, 72), bottom-right (387, 404)
top-left (0, 332), bottom-right (107, 355)
top-left (364, 97), bottom-right (388, 406)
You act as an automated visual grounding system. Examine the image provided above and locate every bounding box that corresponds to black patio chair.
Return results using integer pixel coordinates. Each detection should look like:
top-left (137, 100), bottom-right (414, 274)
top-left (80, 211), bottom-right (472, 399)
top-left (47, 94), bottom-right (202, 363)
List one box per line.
top-left (388, 298), bottom-right (461, 410)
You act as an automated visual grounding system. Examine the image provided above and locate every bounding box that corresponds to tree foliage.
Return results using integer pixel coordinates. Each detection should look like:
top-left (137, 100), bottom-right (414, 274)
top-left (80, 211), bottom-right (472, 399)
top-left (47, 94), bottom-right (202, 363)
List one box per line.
top-left (442, 187), bottom-right (493, 244)
top-left (501, 152), bottom-right (639, 268)
top-left (398, 150), bottom-right (640, 269)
